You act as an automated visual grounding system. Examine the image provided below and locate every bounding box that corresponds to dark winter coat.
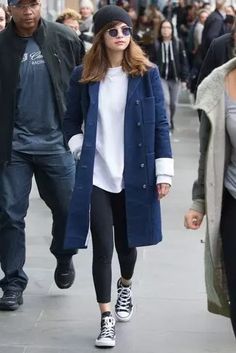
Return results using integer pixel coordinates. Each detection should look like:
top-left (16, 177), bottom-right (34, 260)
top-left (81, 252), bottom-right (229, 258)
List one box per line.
top-left (63, 65), bottom-right (172, 249)
top-left (197, 33), bottom-right (233, 86)
top-left (201, 9), bottom-right (227, 59)
top-left (0, 18), bottom-right (84, 164)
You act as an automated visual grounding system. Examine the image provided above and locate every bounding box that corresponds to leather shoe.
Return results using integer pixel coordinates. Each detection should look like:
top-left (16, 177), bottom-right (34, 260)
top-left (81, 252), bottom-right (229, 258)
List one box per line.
top-left (54, 257), bottom-right (75, 289)
top-left (0, 290), bottom-right (23, 311)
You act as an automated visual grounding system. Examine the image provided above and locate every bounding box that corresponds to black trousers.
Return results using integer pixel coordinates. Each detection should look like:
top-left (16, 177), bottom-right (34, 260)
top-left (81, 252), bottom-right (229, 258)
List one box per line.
top-left (220, 188), bottom-right (236, 337)
top-left (90, 186), bottom-right (137, 303)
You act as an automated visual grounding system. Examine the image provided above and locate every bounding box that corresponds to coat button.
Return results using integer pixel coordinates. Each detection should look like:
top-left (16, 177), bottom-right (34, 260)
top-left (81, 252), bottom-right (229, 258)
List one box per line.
top-left (135, 100), bottom-right (140, 105)
top-left (142, 184), bottom-right (147, 189)
top-left (138, 142), bottom-right (142, 147)
top-left (140, 163), bottom-right (145, 168)
top-left (137, 122), bottom-right (141, 126)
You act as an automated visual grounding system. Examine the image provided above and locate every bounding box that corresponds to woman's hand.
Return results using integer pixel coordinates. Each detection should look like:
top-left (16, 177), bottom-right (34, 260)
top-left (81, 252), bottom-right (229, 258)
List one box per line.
top-left (156, 183), bottom-right (171, 200)
top-left (184, 209), bottom-right (204, 230)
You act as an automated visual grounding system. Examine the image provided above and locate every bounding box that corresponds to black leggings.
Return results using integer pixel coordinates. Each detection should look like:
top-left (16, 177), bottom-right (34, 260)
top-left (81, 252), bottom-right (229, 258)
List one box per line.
top-left (90, 186), bottom-right (137, 303)
top-left (220, 189), bottom-right (236, 337)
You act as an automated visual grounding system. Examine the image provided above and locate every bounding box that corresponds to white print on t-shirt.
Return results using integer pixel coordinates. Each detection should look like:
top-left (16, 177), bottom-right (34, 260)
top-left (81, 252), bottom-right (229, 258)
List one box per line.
top-left (21, 50), bottom-right (45, 65)
top-left (21, 53), bottom-right (28, 63)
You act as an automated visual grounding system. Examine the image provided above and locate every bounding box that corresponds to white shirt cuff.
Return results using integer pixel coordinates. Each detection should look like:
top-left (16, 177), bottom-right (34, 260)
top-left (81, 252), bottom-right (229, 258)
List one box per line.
top-left (156, 175), bottom-right (172, 186)
top-left (155, 158), bottom-right (174, 185)
top-left (155, 158), bottom-right (174, 176)
top-left (68, 134), bottom-right (83, 159)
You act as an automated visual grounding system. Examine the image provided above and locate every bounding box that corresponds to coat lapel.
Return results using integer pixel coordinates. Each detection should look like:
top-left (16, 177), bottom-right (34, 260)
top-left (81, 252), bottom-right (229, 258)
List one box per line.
top-left (88, 81), bottom-right (100, 105)
top-left (127, 75), bottom-right (142, 102)
top-left (87, 81), bottom-right (100, 125)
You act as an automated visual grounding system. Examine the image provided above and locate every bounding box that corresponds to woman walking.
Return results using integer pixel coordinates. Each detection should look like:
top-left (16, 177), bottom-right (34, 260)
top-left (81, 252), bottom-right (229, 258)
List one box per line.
top-left (153, 19), bottom-right (189, 131)
top-left (63, 5), bottom-right (174, 348)
top-left (185, 58), bottom-right (236, 338)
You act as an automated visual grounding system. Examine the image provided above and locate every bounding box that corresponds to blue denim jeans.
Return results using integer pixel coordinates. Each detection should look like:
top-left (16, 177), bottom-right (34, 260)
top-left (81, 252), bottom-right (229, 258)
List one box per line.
top-left (161, 79), bottom-right (180, 128)
top-left (0, 150), bottom-right (76, 292)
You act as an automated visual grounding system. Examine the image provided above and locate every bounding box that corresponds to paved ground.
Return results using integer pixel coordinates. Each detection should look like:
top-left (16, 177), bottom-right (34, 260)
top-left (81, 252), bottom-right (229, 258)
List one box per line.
top-left (0, 93), bottom-right (235, 353)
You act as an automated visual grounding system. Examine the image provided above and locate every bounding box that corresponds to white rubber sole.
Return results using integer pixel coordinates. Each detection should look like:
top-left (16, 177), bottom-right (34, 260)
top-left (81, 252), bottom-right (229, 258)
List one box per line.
top-left (95, 337), bottom-right (116, 347)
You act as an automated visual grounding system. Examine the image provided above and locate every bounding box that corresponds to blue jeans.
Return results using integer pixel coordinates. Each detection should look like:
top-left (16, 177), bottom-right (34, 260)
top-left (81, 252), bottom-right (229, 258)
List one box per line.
top-left (161, 79), bottom-right (180, 128)
top-left (0, 150), bottom-right (76, 292)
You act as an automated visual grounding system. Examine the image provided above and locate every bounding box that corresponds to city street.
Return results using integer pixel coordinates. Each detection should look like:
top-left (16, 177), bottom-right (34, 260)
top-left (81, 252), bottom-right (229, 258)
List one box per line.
top-left (0, 94), bottom-right (235, 353)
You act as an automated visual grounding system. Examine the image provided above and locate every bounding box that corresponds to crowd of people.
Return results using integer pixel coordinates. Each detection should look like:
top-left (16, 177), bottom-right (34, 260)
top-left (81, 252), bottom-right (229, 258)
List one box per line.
top-left (0, 0), bottom-right (236, 349)
top-left (1, 0), bottom-right (235, 129)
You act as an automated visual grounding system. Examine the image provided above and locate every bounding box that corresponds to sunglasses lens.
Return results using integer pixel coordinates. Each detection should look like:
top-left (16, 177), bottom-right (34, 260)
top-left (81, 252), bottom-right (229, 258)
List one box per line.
top-left (108, 29), bottom-right (118, 37)
top-left (122, 27), bottom-right (131, 36)
top-left (107, 27), bottom-right (131, 37)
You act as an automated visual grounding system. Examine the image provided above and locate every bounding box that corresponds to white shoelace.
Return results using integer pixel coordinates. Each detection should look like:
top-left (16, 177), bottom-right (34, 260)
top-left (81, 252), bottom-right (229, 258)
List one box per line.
top-left (116, 286), bottom-right (132, 312)
top-left (99, 317), bottom-right (115, 338)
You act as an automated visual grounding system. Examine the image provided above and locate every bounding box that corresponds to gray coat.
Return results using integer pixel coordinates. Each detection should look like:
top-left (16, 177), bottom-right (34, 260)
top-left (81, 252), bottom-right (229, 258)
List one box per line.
top-left (191, 58), bottom-right (236, 317)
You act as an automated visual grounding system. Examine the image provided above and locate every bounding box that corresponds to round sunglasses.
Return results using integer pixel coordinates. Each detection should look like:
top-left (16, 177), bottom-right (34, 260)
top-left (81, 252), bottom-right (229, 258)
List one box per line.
top-left (106, 26), bottom-right (132, 38)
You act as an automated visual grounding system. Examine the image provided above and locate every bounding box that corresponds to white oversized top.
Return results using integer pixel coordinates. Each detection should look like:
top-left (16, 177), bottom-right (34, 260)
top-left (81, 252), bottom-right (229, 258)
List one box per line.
top-left (93, 66), bottom-right (128, 192)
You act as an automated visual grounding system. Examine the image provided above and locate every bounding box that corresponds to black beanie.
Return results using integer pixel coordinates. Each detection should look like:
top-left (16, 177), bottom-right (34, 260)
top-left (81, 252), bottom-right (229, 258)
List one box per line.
top-left (93, 5), bottom-right (132, 35)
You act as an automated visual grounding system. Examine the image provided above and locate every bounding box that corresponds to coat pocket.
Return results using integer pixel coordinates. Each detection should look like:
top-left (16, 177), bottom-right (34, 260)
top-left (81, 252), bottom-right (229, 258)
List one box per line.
top-left (142, 97), bottom-right (155, 124)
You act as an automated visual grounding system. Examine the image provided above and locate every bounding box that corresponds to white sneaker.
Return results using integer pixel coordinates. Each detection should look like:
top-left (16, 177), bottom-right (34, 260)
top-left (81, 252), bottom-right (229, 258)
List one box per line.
top-left (95, 313), bottom-right (116, 347)
top-left (115, 278), bottom-right (133, 322)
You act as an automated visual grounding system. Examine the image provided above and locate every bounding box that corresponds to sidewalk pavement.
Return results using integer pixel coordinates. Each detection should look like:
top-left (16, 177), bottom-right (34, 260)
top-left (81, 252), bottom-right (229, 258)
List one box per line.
top-left (0, 95), bottom-right (235, 353)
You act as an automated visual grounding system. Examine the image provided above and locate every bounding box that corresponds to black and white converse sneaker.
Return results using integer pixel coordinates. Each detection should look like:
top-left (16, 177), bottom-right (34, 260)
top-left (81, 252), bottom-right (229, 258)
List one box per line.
top-left (95, 312), bottom-right (116, 347)
top-left (115, 278), bottom-right (133, 322)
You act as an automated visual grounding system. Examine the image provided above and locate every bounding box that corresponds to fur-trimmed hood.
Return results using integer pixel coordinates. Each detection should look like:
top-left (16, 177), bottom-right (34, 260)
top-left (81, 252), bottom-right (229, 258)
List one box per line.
top-left (195, 57), bottom-right (236, 114)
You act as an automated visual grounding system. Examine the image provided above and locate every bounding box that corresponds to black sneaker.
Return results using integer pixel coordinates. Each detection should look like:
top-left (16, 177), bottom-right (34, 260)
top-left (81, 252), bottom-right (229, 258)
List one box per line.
top-left (95, 312), bottom-right (116, 347)
top-left (54, 257), bottom-right (75, 289)
top-left (0, 290), bottom-right (23, 311)
top-left (115, 278), bottom-right (133, 322)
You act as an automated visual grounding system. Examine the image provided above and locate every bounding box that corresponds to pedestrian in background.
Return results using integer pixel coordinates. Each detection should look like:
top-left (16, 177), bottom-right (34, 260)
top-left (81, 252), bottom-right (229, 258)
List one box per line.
top-left (0, 0), bottom-right (84, 311)
top-left (63, 5), bottom-right (173, 348)
top-left (224, 5), bottom-right (235, 33)
top-left (153, 19), bottom-right (189, 131)
top-left (79, 0), bottom-right (94, 51)
top-left (197, 18), bottom-right (236, 86)
top-left (201, 0), bottom-right (228, 59)
top-left (135, 5), bottom-right (164, 62)
top-left (187, 8), bottom-right (209, 95)
top-left (0, 3), bottom-right (11, 31)
top-left (56, 8), bottom-right (81, 34)
top-left (184, 57), bottom-right (236, 339)
top-left (79, 0), bottom-right (94, 32)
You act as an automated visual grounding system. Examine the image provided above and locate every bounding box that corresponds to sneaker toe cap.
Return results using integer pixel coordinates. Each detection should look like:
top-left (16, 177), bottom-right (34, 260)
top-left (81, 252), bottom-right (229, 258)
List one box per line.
top-left (116, 310), bottom-right (129, 318)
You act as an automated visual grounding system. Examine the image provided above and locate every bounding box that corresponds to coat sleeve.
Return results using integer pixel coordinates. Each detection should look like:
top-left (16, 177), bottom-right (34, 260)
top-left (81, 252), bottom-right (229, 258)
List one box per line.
top-left (150, 67), bottom-right (174, 183)
top-left (191, 110), bottom-right (211, 213)
top-left (63, 66), bottom-right (84, 157)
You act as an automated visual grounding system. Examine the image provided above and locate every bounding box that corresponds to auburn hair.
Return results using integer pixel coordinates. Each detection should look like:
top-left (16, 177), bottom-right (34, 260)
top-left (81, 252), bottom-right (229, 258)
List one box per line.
top-left (80, 21), bottom-right (153, 83)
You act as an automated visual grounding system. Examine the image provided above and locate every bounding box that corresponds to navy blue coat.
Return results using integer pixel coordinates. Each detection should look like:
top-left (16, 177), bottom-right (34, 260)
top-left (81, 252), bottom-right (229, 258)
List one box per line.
top-left (63, 65), bottom-right (172, 249)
